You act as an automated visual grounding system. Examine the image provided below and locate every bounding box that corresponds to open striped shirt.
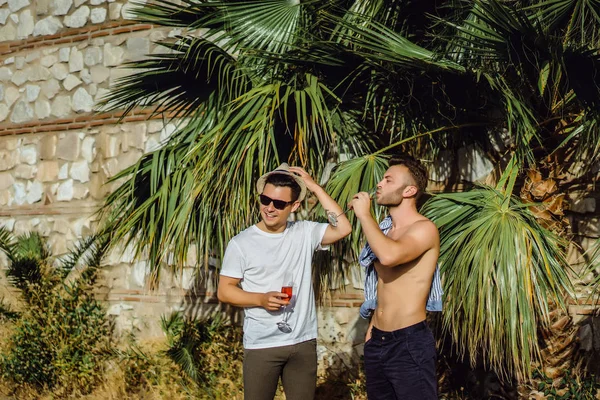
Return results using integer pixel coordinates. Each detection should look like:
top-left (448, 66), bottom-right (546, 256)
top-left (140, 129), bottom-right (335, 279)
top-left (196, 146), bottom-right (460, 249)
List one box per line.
top-left (359, 215), bottom-right (443, 319)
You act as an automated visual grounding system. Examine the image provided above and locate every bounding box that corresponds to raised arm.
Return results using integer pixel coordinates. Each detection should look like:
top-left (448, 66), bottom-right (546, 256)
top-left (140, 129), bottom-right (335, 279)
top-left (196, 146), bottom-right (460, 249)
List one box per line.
top-left (289, 166), bottom-right (352, 245)
top-left (350, 192), bottom-right (438, 267)
top-left (217, 276), bottom-right (288, 311)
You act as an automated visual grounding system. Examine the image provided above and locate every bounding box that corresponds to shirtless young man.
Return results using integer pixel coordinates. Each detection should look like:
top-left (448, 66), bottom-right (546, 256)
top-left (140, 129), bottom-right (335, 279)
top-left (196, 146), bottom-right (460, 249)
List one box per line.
top-left (350, 155), bottom-right (440, 399)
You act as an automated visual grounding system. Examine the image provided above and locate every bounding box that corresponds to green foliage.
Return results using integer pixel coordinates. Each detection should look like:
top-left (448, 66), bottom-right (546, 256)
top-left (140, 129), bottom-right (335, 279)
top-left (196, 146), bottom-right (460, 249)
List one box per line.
top-left (422, 185), bottom-right (574, 381)
top-left (99, 0), bottom-right (600, 385)
top-left (0, 230), bottom-right (114, 396)
top-left (161, 312), bottom-right (244, 397)
top-left (535, 369), bottom-right (600, 399)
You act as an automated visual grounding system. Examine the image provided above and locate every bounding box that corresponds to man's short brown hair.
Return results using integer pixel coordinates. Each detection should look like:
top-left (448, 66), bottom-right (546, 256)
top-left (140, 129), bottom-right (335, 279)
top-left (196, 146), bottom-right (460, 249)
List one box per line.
top-left (389, 154), bottom-right (428, 199)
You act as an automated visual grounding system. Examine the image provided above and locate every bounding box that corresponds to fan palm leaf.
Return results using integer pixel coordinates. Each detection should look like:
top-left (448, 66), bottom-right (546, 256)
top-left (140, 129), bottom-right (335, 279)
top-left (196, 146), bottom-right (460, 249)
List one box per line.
top-left (526, 0), bottom-right (600, 47)
top-left (421, 185), bottom-right (574, 381)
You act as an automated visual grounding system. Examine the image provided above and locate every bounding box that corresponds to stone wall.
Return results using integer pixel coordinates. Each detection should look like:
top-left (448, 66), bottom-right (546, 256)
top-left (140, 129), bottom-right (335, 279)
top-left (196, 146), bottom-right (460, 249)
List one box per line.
top-left (0, 0), bottom-right (598, 379)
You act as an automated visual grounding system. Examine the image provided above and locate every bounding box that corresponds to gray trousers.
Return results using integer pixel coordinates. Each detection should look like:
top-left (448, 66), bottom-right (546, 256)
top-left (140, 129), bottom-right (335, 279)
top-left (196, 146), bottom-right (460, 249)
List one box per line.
top-left (243, 339), bottom-right (317, 400)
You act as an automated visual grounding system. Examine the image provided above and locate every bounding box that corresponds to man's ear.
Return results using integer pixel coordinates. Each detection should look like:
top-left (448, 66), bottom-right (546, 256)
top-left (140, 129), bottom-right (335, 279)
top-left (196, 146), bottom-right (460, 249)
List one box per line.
top-left (403, 185), bottom-right (418, 198)
top-left (291, 201), bottom-right (301, 212)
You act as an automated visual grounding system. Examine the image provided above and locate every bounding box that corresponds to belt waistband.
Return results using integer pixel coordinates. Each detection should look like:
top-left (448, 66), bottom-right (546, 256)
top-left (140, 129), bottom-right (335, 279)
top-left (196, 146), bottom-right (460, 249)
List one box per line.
top-left (370, 320), bottom-right (427, 341)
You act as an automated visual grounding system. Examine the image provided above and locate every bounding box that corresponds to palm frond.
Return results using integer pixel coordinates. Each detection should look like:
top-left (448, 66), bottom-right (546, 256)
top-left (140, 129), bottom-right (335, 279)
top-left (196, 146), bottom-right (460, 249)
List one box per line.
top-left (422, 186), bottom-right (574, 381)
top-left (57, 233), bottom-right (110, 278)
top-left (0, 226), bottom-right (14, 262)
top-left (526, 0), bottom-right (600, 46)
top-left (330, 12), bottom-right (465, 72)
top-left (98, 37), bottom-right (249, 119)
top-left (6, 233), bottom-right (50, 293)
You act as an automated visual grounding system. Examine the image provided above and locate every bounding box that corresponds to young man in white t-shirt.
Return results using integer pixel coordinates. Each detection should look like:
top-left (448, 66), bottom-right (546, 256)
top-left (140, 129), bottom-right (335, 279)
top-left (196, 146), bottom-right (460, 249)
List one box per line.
top-left (217, 163), bottom-right (352, 400)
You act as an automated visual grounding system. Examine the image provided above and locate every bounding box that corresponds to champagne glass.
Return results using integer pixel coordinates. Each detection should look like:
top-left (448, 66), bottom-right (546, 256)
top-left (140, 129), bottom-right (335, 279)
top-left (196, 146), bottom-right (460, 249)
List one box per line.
top-left (277, 272), bottom-right (294, 333)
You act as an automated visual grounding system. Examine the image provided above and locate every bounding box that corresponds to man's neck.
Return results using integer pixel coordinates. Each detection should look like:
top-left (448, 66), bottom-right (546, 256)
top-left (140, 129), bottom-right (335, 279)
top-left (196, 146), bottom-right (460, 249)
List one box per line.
top-left (387, 200), bottom-right (420, 228)
top-left (256, 220), bottom-right (287, 234)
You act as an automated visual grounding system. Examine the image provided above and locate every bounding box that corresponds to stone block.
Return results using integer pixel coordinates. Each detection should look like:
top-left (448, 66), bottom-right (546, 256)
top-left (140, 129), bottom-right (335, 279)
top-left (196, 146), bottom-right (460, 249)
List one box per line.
top-left (108, 2), bottom-right (121, 19)
top-left (26, 181), bottom-right (43, 204)
top-left (64, 5), bottom-right (90, 28)
top-left (36, 160), bottom-right (59, 181)
top-left (89, 171), bottom-right (107, 199)
top-left (56, 132), bottom-right (80, 161)
top-left (39, 135), bottom-right (57, 160)
top-left (69, 160), bottom-right (90, 182)
top-left (72, 87), bottom-right (94, 112)
top-left (0, 9), bottom-right (9, 24)
top-left (41, 79), bottom-right (60, 99)
top-left (0, 23), bottom-right (17, 42)
top-left (26, 65), bottom-right (52, 82)
top-left (47, 233), bottom-right (68, 255)
top-left (50, 63), bottom-right (68, 80)
top-left (50, 94), bottom-right (71, 117)
top-left (35, 98), bottom-right (51, 119)
top-left (117, 149), bottom-right (142, 170)
top-left (90, 7), bottom-right (106, 24)
top-left (124, 123), bottom-right (146, 150)
top-left (5, 86), bottom-right (19, 107)
top-left (81, 136), bottom-right (96, 163)
top-left (144, 135), bottom-right (160, 152)
top-left (10, 101), bottom-right (34, 123)
top-left (33, 16), bottom-right (63, 36)
top-left (0, 104), bottom-right (8, 122)
top-left (90, 65), bottom-right (109, 84)
top-left (0, 67), bottom-right (12, 81)
top-left (59, 47), bottom-right (70, 62)
top-left (0, 149), bottom-right (17, 170)
top-left (126, 37), bottom-right (150, 61)
top-left (50, 0), bottom-right (72, 15)
top-left (73, 182), bottom-right (89, 199)
top-left (0, 190), bottom-right (12, 205)
top-left (58, 162), bottom-right (68, 179)
top-left (79, 68), bottom-right (92, 84)
top-left (10, 69), bottom-right (27, 85)
top-left (19, 144), bottom-right (37, 165)
top-left (84, 46), bottom-right (102, 66)
top-left (12, 181), bottom-right (26, 205)
top-left (14, 164), bottom-right (35, 179)
top-left (25, 84), bottom-right (40, 102)
top-left (8, 0), bottom-right (29, 13)
top-left (16, 9), bottom-right (34, 39)
top-left (0, 137), bottom-right (19, 151)
top-left (99, 132), bottom-right (120, 158)
top-left (103, 43), bottom-right (124, 67)
top-left (13, 219), bottom-right (31, 235)
top-left (63, 74), bottom-right (82, 91)
top-left (0, 171), bottom-right (14, 190)
top-left (56, 178), bottom-right (74, 201)
top-left (53, 218), bottom-right (70, 234)
top-left (68, 47), bottom-right (83, 72)
top-left (25, 50), bottom-right (40, 63)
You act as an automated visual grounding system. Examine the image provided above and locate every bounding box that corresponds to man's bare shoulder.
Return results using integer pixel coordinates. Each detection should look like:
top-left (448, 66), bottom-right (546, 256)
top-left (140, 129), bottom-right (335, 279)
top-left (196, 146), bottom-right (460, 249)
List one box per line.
top-left (403, 218), bottom-right (439, 246)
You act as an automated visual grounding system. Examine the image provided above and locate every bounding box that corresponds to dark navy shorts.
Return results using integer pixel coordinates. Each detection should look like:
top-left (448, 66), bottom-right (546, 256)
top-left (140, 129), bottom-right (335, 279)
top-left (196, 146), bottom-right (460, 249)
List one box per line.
top-left (364, 320), bottom-right (437, 399)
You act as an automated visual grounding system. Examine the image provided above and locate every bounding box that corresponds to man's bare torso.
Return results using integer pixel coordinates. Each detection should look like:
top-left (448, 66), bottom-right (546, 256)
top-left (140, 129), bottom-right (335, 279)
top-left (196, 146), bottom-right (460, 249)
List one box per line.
top-left (372, 219), bottom-right (439, 332)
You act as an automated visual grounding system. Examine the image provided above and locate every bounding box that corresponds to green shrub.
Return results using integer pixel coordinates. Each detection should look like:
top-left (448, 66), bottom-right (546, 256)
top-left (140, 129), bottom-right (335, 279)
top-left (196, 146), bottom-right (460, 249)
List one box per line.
top-left (535, 369), bottom-right (600, 399)
top-left (162, 312), bottom-right (245, 398)
top-left (0, 229), bottom-right (114, 396)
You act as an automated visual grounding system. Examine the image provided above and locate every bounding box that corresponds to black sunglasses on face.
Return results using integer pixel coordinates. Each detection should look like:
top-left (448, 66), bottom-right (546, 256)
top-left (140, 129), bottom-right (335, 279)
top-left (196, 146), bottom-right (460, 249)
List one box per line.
top-left (259, 194), bottom-right (294, 210)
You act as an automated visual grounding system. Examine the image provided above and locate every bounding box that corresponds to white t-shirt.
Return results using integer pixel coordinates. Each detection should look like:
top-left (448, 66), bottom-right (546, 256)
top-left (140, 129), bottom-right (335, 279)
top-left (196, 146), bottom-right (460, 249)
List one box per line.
top-left (220, 220), bottom-right (329, 349)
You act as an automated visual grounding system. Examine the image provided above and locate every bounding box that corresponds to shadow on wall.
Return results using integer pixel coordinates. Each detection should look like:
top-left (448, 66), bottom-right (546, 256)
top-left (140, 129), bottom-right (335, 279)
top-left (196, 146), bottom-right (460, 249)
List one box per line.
top-left (316, 315), bottom-right (369, 399)
top-left (178, 264), bottom-right (244, 324)
top-left (577, 313), bottom-right (600, 375)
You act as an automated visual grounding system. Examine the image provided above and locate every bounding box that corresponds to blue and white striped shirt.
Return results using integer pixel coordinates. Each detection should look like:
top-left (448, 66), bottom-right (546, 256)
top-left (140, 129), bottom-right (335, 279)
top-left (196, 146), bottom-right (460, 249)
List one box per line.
top-left (359, 215), bottom-right (443, 319)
